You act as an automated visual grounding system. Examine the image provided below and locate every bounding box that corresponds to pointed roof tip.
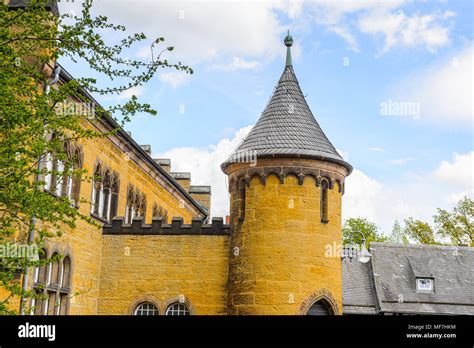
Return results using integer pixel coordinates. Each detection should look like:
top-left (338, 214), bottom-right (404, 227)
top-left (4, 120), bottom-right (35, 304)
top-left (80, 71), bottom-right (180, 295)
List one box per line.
top-left (221, 34), bottom-right (352, 175)
top-left (284, 31), bottom-right (293, 67)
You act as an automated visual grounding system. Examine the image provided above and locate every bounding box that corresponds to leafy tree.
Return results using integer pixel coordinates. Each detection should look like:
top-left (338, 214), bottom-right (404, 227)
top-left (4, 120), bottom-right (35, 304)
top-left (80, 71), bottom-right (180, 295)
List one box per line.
top-left (342, 217), bottom-right (388, 246)
top-left (404, 197), bottom-right (473, 246)
top-left (0, 0), bottom-right (191, 314)
top-left (434, 196), bottom-right (473, 246)
top-left (388, 219), bottom-right (409, 244)
top-left (403, 218), bottom-right (438, 245)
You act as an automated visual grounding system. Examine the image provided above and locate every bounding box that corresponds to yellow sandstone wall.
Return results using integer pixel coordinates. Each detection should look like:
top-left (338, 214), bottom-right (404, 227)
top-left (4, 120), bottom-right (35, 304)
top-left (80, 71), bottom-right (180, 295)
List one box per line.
top-left (61, 122), bottom-right (199, 314)
top-left (98, 234), bottom-right (229, 315)
top-left (11, 118), bottom-right (202, 315)
top-left (226, 159), bottom-right (345, 315)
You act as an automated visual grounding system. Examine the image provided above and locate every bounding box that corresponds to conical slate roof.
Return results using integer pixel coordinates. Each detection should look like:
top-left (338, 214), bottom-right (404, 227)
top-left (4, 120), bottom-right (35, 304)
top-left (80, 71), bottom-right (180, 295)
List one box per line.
top-left (222, 35), bottom-right (352, 173)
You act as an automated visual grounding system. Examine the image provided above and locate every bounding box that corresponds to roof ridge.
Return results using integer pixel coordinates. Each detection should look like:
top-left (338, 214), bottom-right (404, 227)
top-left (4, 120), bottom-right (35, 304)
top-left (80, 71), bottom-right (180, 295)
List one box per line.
top-left (370, 242), bottom-right (474, 251)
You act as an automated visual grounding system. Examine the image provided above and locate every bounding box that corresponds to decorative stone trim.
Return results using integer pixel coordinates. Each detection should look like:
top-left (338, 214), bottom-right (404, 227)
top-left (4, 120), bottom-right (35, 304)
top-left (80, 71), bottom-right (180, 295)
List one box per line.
top-left (230, 166), bottom-right (345, 193)
top-left (298, 288), bottom-right (340, 315)
top-left (103, 216), bottom-right (231, 236)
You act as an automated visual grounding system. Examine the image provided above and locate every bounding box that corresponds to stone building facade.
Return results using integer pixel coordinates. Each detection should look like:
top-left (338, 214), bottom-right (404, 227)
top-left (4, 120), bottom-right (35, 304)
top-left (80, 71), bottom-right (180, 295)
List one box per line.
top-left (8, 33), bottom-right (354, 316)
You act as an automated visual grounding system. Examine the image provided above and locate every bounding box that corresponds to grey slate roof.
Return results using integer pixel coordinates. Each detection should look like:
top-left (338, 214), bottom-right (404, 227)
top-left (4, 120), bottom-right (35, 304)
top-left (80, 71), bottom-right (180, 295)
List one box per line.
top-left (342, 257), bottom-right (379, 314)
top-left (343, 243), bottom-right (474, 315)
top-left (222, 65), bottom-right (352, 173)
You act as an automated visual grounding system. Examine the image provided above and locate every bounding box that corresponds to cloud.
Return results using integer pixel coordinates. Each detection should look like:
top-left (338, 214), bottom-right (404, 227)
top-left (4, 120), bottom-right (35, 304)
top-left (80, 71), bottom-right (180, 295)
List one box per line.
top-left (158, 71), bottom-right (191, 88)
top-left (327, 26), bottom-right (359, 52)
top-left (357, 10), bottom-right (453, 54)
top-left (303, 1), bottom-right (453, 54)
top-left (118, 86), bottom-right (144, 100)
top-left (67, 1), bottom-right (287, 67)
top-left (343, 151), bottom-right (473, 234)
top-left (155, 126), bottom-right (253, 218)
top-left (343, 169), bottom-right (384, 222)
top-left (387, 157), bottom-right (415, 165)
top-left (209, 57), bottom-right (261, 72)
top-left (434, 151), bottom-right (474, 188)
top-left (396, 45), bottom-right (473, 126)
top-left (369, 147), bottom-right (385, 152)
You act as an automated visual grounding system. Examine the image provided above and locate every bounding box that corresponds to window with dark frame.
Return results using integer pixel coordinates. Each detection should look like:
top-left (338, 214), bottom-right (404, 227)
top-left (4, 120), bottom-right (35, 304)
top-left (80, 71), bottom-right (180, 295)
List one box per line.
top-left (134, 302), bottom-right (159, 316)
top-left (31, 251), bottom-right (71, 315)
top-left (165, 302), bottom-right (190, 316)
top-left (320, 179), bottom-right (329, 223)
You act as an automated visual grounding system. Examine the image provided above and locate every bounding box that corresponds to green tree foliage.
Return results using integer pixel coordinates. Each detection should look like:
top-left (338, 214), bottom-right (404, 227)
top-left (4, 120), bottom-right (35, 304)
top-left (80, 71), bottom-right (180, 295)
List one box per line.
top-left (404, 197), bottom-right (473, 246)
top-left (388, 220), bottom-right (409, 244)
top-left (342, 217), bottom-right (388, 246)
top-left (434, 196), bottom-right (473, 246)
top-left (403, 218), bottom-right (438, 245)
top-left (0, 0), bottom-right (191, 314)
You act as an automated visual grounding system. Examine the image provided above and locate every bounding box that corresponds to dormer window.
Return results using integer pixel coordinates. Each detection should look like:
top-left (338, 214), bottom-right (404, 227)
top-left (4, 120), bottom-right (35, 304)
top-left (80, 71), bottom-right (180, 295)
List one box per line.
top-left (416, 278), bottom-right (434, 292)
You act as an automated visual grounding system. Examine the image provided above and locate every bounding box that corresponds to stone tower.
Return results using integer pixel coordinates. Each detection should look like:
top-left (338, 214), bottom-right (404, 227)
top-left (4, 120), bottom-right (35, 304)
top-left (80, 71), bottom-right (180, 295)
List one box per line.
top-left (222, 33), bottom-right (352, 315)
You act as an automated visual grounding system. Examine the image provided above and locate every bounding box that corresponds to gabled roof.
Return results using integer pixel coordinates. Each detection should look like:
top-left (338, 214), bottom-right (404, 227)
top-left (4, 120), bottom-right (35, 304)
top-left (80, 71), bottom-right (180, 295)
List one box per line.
top-left (343, 243), bottom-right (474, 315)
top-left (222, 35), bottom-right (351, 173)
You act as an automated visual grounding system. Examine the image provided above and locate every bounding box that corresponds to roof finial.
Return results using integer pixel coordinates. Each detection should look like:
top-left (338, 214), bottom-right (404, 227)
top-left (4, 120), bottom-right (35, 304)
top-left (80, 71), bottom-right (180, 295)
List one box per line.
top-left (284, 31), bottom-right (293, 67)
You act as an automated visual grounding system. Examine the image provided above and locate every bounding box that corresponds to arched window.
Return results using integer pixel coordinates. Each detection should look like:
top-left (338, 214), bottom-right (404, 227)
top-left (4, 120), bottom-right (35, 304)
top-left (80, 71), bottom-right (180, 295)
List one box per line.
top-left (61, 256), bottom-right (71, 289)
top-left (125, 185), bottom-right (135, 224)
top-left (69, 147), bottom-right (83, 205)
top-left (91, 164), bottom-right (103, 216)
top-left (165, 302), bottom-right (190, 316)
top-left (30, 251), bottom-right (72, 315)
top-left (134, 191), bottom-right (141, 217)
top-left (33, 248), bottom-right (48, 285)
top-left (138, 193), bottom-right (147, 219)
top-left (109, 176), bottom-right (119, 220)
top-left (102, 171), bottom-right (111, 220)
top-left (58, 256), bottom-right (71, 315)
top-left (320, 179), bottom-right (329, 223)
top-left (134, 302), bottom-right (159, 316)
top-left (152, 203), bottom-right (159, 218)
top-left (43, 152), bottom-right (54, 191)
top-left (50, 253), bottom-right (60, 287)
top-left (306, 300), bottom-right (333, 315)
top-left (31, 248), bottom-right (47, 315)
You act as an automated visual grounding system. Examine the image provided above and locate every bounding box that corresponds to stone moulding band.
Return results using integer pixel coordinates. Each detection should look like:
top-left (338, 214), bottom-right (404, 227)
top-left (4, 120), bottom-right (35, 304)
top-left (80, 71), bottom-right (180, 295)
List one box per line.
top-left (103, 217), bottom-right (231, 236)
top-left (230, 166), bottom-right (345, 194)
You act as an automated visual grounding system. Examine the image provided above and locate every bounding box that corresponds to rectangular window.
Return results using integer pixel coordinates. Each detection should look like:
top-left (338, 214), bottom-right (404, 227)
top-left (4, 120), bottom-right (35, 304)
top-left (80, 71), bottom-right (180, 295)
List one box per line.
top-left (416, 278), bottom-right (434, 292)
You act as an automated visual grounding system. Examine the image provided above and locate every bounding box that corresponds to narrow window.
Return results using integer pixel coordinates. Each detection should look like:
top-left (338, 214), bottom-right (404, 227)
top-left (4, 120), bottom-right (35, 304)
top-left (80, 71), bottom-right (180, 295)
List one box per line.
top-left (320, 179), bottom-right (329, 223)
top-left (58, 256), bottom-right (71, 315)
top-left (238, 180), bottom-right (246, 222)
top-left (109, 177), bottom-right (119, 220)
top-left (54, 159), bottom-right (65, 196)
top-left (125, 186), bottom-right (134, 224)
top-left (101, 171), bottom-right (111, 220)
top-left (69, 147), bottom-right (83, 205)
top-left (91, 164), bottom-right (102, 216)
top-left (43, 153), bottom-right (53, 191)
top-left (152, 203), bottom-right (159, 218)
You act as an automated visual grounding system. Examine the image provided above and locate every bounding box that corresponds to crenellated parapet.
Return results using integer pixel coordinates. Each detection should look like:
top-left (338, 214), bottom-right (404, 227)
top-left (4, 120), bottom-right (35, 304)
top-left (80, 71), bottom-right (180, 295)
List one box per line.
top-left (103, 216), bottom-right (231, 236)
